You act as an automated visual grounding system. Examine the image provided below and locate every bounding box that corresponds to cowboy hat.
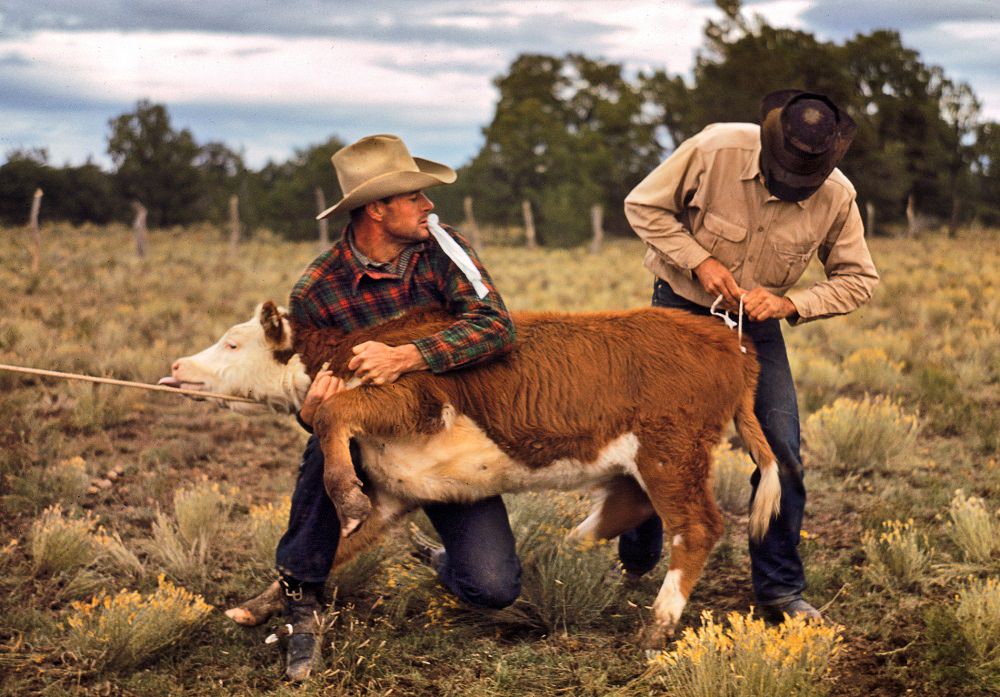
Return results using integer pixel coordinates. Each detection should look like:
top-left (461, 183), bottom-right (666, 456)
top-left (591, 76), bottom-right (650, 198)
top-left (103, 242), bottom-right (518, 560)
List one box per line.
top-left (316, 134), bottom-right (456, 220)
top-left (759, 89), bottom-right (857, 202)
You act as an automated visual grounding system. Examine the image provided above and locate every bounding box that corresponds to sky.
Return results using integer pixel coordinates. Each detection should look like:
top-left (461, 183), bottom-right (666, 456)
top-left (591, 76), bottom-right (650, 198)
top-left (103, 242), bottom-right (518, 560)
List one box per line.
top-left (1, 0), bottom-right (998, 171)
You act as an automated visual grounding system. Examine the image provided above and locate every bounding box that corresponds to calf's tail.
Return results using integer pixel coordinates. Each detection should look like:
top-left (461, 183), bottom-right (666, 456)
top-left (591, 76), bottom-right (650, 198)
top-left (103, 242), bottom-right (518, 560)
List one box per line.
top-left (734, 375), bottom-right (781, 542)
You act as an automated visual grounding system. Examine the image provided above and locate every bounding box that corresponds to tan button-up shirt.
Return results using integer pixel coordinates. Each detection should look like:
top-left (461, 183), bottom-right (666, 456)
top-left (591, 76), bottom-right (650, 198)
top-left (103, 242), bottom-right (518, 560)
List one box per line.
top-left (624, 123), bottom-right (879, 323)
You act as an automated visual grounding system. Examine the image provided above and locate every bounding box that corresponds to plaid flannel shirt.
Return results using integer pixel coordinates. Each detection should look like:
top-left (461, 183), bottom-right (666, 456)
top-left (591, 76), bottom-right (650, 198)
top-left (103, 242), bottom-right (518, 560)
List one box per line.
top-left (290, 224), bottom-right (515, 373)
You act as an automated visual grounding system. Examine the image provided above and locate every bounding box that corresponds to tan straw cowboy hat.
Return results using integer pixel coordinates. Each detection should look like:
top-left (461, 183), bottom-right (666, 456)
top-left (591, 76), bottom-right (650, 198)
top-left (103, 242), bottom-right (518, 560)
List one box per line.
top-left (759, 89), bottom-right (857, 202)
top-left (316, 134), bottom-right (457, 220)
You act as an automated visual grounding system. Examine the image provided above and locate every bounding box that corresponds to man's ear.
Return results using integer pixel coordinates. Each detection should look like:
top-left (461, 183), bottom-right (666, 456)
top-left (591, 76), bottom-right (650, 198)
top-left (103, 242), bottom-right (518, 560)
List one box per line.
top-left (365, 200), bottom-right (385, 222)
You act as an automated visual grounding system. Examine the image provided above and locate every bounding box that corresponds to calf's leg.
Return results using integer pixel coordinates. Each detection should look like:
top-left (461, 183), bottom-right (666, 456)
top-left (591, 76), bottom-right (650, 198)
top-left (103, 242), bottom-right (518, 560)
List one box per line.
top-left (314, 386), bottom-right (446, 536)
top-left (569, 476), bottom-right (657, 542)
top-left (635, 437), bottom-right (724, 648)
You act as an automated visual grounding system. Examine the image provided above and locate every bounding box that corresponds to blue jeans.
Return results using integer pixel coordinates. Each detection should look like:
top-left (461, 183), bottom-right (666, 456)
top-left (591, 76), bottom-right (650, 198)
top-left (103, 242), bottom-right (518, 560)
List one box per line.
top-left (618, 279), bottom-right (807, 605)
top-left (276, 437), bottom-right (522, 609)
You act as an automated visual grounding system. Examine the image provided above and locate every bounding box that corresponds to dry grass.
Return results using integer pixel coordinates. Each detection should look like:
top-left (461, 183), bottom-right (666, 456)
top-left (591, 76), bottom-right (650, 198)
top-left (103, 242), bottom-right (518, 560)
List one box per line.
top-left (1, 225), bottom-right (999, 695)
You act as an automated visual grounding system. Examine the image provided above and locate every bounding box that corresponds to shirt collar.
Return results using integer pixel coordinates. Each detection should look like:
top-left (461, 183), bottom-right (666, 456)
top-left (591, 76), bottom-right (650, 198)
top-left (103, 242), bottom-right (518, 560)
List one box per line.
top-left (739, 141), bottom-right (807, 209)
top-left (341, 225), bottom-right (425, 291)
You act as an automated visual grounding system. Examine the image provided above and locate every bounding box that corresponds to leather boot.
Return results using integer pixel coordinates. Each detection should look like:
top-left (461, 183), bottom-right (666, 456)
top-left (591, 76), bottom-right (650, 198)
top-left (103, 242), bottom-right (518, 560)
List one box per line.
top-left (280, 576), bottom-right (322, 682)
top-left (759, 597), bottom-right (824, 624)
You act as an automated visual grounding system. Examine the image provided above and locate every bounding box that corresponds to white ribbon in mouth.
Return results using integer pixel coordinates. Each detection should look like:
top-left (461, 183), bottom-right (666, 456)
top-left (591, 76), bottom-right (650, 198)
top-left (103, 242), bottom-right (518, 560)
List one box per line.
top-left (426, 214), bottom-right (489, 299)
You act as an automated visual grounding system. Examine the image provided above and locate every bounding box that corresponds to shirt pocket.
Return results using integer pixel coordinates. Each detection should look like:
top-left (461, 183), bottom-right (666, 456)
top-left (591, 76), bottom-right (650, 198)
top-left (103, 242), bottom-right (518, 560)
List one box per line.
top-left (694, 210), bottom-right (747, 271)
top-left (759, 238), bottom-right (816, 287)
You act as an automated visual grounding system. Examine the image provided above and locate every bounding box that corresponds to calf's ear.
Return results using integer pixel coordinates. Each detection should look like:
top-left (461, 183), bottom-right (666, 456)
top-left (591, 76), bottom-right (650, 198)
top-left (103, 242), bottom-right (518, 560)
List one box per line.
top-left (259, 301), bottom-right (289, 349)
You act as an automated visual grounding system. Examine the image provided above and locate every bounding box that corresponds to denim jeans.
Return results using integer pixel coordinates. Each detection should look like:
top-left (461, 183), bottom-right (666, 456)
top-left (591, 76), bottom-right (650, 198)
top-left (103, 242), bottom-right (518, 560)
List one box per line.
top-left (275, 436), bottom-right (522, 609)
top-left (618, 279), bottom-right (807, 605)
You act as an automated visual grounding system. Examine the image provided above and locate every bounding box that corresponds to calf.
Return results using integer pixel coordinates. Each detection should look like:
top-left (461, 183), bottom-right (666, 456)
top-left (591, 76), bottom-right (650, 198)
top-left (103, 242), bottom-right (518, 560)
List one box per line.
top-left (164, 302), bottom-right (780, 644)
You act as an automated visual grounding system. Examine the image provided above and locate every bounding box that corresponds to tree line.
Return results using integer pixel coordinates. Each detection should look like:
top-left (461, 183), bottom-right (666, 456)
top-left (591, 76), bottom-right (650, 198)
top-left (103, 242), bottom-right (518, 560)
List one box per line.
top-left (3, 0), bottom-right (999, 246)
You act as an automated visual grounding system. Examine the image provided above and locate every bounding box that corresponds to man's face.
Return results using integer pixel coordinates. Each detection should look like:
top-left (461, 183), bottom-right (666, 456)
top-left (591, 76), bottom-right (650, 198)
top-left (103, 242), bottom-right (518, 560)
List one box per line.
top-left (381, 190), bottom-right (434, 243)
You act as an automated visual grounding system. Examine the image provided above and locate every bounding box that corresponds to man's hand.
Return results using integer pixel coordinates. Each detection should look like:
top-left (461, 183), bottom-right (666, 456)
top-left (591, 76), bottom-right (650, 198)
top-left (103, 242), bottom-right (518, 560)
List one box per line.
top-left (348, 342), bottom-right (427, 386)
top-left (694, 257), bottom-right (747, 309)
top-left (299, 369), bottom-right (346, 428)
top-left (742, 287), bottom-right (797, 321)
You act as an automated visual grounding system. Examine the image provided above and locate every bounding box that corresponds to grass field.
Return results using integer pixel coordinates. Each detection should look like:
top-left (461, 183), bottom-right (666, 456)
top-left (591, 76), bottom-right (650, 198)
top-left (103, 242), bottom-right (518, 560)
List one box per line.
top-left (1, 223), bottom-right (998, 696)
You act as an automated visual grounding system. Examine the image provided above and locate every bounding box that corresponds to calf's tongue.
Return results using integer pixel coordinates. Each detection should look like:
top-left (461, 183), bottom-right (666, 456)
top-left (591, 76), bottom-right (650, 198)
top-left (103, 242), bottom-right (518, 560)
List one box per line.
top-left (158, 377), bottom-right (182, 388)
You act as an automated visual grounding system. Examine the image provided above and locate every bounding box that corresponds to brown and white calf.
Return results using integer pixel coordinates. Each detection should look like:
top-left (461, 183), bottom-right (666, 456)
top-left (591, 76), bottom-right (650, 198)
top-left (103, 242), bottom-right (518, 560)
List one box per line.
top-left (163, 302), bottom-right (780, 644)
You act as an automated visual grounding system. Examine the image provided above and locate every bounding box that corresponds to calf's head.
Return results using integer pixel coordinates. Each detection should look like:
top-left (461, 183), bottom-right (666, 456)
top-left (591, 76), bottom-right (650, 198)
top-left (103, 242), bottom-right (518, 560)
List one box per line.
top-left (160, 301), bottom-right (312, 414)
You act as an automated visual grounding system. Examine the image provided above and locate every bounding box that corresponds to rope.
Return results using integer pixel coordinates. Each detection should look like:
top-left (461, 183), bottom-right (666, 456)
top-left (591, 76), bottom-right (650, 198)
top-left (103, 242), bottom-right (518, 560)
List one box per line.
top-left (709, 294), bottom-right (747, 354)
top-left (0, 363), bottom-right (257, 403)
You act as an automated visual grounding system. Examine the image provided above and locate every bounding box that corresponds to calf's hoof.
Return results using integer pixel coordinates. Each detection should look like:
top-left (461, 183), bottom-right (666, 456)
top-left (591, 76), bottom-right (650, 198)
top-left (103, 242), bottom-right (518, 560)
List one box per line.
top-left (636, 621), bottom-right (674, 651)
top-left (225, 580), bottom-right (283, 626)
top-left (335, 487), bottom-right (372, 537)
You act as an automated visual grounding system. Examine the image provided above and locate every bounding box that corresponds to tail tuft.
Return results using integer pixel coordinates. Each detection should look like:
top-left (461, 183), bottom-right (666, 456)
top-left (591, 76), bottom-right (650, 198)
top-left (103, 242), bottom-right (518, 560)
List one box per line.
top-left (749, 461), bottom-right (781, 541)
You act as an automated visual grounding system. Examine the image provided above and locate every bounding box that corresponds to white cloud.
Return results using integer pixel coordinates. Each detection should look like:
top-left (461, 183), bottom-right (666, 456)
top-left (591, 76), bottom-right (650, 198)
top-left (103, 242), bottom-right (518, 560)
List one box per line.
top-left (2, 0), bottom-right (999, 167)
top-left (3, 30), bottom-right (502, 119)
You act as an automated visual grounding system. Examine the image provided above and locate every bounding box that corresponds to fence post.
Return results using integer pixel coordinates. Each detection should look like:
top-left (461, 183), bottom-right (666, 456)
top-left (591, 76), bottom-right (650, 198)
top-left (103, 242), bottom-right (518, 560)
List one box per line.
top-left (522, 199), bottom-right (537, 249)
top-left (589, 204), bottom-right (604, 254)
top-left (131, 201), bottom-right (148, 258)
top-left (29, 188), bottom-right (43, 273)
top-left (905, 192), bottom-right (920, 237)
top-left (315, 186), bottom-right (329, 248)
top-left (463, 195), bottom-right (482, 248)
top-left (865, 201), bottom-right (876, 237)
top-left (229, 194), bottom-right (241, 251)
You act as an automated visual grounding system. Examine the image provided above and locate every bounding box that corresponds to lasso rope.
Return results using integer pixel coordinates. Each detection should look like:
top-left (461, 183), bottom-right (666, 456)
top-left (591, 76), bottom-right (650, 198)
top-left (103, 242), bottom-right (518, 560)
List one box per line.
top-left (709, 294), bottom-right (747, 354)
top-left (0, 363), bottom-right (257, 403)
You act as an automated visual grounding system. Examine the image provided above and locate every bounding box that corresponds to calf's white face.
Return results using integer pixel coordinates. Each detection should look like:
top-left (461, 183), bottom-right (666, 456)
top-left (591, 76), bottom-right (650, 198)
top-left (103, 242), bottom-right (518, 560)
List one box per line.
top-left (160, 303), bottom-right (310, 414)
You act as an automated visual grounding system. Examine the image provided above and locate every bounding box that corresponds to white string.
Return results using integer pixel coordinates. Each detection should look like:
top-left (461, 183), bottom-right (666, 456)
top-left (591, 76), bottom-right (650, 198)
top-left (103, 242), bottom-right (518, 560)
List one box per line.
top-left (710, 294), bottom-right (747, 354)
top-left (426, 214), bottom-right (489, 299)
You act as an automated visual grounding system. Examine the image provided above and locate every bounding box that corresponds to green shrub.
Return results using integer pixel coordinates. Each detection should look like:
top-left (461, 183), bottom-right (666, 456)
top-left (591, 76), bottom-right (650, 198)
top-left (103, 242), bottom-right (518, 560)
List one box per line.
top-left (9, 455), bottom-right (92, 511)
top-left (648, 610), bottom-right (842, 697)
top-left (29, 505), bottom-right (98, 576)
top-left (803, 395), bottom-right (919, 473)
top-left (712, 442), bottom-right (754, 515)
top-left (173, 481), bottom-right (232, 545)
top-left (947, 491), bottom-right (1000, 564)
top-left (63, 575), bottom-right (212, 673)
top-left (861, 519), bottom-right (932, 590)
top-left (247, 496), bottom-right (289, 563)
top-left (842, 347), bottom-right (905, 395)
top-left (788, 350), bottom-right (841, 413)
top-left (148, 511), bottom-right (210, 591)
top-left (66, 383), bottom-right (131, 433)
top-left (954, 576), bottom-right (1000, 690)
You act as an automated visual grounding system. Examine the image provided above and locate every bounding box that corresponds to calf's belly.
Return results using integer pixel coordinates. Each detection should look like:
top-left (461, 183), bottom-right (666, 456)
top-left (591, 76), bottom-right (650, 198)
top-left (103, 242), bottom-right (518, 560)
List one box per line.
top-left (356, 414), bottom-right (640, 505)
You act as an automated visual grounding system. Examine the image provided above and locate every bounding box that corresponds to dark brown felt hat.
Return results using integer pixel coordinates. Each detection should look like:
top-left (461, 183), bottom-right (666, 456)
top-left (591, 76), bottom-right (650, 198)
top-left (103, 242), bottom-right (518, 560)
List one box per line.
top-left (759, 89), bottom-right (857, 201)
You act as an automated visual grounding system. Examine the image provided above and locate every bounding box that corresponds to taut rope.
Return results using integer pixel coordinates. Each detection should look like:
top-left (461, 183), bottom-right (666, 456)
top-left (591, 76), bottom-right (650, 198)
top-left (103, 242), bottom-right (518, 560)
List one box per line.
top-left (0, 363), bottom-right (257, 404)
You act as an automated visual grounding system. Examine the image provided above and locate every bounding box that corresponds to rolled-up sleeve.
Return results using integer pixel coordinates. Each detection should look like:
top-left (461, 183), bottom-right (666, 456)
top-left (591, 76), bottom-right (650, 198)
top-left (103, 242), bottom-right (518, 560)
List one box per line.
top-left (624, 136), bottom-right (713, 271)
top-left (785, 199), bottom-right (879, 324)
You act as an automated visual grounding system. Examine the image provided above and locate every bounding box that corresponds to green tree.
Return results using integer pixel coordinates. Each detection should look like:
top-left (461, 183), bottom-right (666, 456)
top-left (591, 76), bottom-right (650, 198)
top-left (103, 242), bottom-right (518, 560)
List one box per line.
top-left (643, 1), bottom-right (986, 232)
top-left (107, 100), bottom-right (202, 227)
top-left (972, 121), bottom-right (1000, 225)
top-left (0, 149), bottom-right (119, 225)
top-left (195, 142), bottom-right (248, 226)
top-left (938, 79), bottom-right (981, 234)
top-left (462, 53), bottom-right (658, 245)
top-left (249, 136), bottom-right (345, 240)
